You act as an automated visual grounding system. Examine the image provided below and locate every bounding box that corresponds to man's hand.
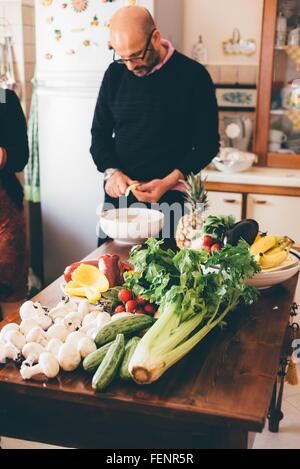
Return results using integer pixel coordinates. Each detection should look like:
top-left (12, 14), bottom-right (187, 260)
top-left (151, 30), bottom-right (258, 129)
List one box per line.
top-left (105, 170), bottom-right (139, 198)
top-left (133, 169), bottom-right (184, 204)
top-left (0, 147), bottom-right (7, 170)
top-left (133, 179), bottom-right (171, 203)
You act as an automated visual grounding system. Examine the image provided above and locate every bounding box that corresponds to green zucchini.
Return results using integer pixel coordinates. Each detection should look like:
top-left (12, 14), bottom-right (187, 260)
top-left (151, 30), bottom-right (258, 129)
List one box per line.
top-left (120, 336), bottom-right (141, 381)
top-left (82, 341), bottom-right (113, 373)
top-left (94, 315), bottom-right (155, 348)
top-left (92, 334), bottom-right (125, 391)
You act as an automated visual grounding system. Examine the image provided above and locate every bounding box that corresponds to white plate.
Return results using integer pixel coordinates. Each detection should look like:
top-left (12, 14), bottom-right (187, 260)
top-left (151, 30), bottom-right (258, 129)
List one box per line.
top-left (246, 252), bottom-right (300, 289)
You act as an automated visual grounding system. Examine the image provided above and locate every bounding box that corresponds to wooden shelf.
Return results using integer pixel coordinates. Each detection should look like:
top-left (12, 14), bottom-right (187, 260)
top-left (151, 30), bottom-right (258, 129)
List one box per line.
top-left (270, 108), bottom-right (300, 115)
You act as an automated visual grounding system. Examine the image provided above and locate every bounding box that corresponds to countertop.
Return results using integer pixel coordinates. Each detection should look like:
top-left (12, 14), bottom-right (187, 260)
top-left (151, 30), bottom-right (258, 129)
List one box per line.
top-left (202, 167), bottom-right (300, 188)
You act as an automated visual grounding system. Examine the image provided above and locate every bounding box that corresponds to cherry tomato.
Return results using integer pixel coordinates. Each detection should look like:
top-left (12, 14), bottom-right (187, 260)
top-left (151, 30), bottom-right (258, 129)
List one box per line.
top-left (118, 289), bottom-right (133, 303)
top-left (211, 243), bottom-right (222, 253)
top-left (144, 304), bottom-right (157, 315)
top-left (126, 300), bottom-right (138, 313)
top-left (114, 305), bottom-right (125, 314)
top-left (137, 294), bottom-right (147, 306)
top-left (202, 235), bottom-right (213, 247)
top-left (135, 309), bottom-right (145, 315)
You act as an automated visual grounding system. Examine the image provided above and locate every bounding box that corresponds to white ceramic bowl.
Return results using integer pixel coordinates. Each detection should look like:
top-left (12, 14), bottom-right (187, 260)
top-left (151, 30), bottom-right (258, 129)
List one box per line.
top-left (99, 208), bottom-right (164, 245)
top-left (246, 252), bottom-right (300, 289)
top-left (213, 150), bottom-right (257, 174)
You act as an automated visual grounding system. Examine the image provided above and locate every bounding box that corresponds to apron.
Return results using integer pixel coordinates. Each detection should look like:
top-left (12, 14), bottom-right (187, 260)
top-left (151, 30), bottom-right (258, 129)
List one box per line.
top-left (0, 186), bottom-right (28, 302)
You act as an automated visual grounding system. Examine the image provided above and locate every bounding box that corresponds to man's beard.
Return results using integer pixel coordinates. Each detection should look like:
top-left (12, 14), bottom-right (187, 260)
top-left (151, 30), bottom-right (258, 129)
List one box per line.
top-left (132, 50), bottom-right (161, 77)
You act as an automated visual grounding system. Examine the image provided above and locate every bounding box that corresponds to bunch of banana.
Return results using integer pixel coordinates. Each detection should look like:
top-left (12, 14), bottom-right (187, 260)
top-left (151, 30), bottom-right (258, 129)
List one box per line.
top-left (250, 235), bottom-right (294, 270)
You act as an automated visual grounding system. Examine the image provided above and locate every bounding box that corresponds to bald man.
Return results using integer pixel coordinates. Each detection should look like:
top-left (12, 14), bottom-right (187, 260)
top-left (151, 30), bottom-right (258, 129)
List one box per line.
top-left (90, 6), bottom-right (219, 238)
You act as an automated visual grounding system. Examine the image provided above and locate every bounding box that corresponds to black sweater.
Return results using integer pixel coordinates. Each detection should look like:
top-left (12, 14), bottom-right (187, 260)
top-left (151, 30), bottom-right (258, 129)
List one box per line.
top-left (0, 89), bottom-right (29, 209)
top-left (90, 51), bottom-right (220, 181)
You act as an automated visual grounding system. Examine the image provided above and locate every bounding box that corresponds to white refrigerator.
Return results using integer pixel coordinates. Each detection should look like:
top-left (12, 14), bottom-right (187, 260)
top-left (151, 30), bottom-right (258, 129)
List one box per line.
top-left (35, 0), bottom-right (183, 284)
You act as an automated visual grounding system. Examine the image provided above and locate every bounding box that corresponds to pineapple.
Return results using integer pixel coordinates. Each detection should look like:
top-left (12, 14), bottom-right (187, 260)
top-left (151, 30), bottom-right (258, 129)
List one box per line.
top-left (175, 172), bottom-right (208, 249)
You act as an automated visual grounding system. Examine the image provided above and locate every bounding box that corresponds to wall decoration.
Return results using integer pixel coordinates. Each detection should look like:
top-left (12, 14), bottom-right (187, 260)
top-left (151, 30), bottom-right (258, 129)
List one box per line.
top-left (62, 3), bottom-right (68, 8)
top-left (222, 29), bottom-right (256, 57)
top-left (71, 27), bottom-right (85, 32)
top-left (128, 0), bottom-right (137, 4)
top-left (41, 0), bottom-right (53, 6)
top-left (90, 15), bottom-right (99, 27)
top-left (215, 84), bottom-right (257, 112)
top-left (66, 48), bottom-right (76, 55)
top-left (54, 29), bottom-right (62, 41)
top-left (45, 16), bottom-right (54, 24)
top-left (45, 53), bottom-right (53, 60)
top-left (71, 0), bottom-right (89, 13)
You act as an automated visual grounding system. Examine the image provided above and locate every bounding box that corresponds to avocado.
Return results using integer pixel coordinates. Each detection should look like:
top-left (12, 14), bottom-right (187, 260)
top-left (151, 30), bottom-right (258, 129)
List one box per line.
top-left (224, 219), bottom-right (259, 246)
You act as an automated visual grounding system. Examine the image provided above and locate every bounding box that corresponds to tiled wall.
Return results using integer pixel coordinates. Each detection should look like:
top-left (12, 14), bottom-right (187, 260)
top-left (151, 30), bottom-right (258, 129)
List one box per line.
top-left (0, 0), bottom-right (35, 117)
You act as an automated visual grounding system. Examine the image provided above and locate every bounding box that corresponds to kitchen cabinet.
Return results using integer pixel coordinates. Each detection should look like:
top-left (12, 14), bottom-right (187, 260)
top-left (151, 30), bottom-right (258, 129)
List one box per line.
top-left (255, 0), bottom-right (300, 169)
top-left (247, 193), bottom-right (300, 243)
top-left (206, 191), bottom-right (243, 219)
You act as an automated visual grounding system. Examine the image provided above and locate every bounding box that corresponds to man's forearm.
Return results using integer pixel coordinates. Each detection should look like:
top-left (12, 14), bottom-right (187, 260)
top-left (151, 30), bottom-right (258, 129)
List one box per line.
top-left (163, 169), bottom-right (185, 190)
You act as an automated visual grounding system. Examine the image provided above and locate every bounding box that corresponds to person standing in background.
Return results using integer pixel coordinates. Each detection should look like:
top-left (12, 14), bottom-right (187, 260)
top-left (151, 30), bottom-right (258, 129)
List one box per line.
top-left (0, 89), bottom-right (29, 319)
top-left (90, 5), bottom-right (219, 243)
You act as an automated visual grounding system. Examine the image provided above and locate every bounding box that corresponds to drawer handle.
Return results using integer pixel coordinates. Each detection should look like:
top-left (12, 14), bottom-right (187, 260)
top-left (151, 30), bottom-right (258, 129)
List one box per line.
top-left (223, 199), bottom-right (238, 204)
top-left (254, 200), bottom-right (268, 205)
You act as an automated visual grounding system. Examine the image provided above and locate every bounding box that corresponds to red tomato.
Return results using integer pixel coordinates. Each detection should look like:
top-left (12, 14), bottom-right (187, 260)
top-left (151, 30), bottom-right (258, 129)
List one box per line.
top-left (137, 294), bottom-right (147, 306)
top-left (114, 305), bottom-right (125, 314)
top-left (118, 289), bottom-right (133, 303)
top-left (135, 309), bottom-right (145, 315)
top-left (211, 243), bottom-right (222, 253)
top-left (125, 300), bottom-right (138, 313)
top-left (202, 235), bottom-right (213, 247)
top-left (144, 304), bottom-right (157, 315)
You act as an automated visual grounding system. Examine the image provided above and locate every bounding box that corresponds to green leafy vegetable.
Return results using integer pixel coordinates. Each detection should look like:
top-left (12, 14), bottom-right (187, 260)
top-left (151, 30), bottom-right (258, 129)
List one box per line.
top-left (127, 238), bottom-right (260, 385)
top-left (203, 215), bottom-right (236, 241)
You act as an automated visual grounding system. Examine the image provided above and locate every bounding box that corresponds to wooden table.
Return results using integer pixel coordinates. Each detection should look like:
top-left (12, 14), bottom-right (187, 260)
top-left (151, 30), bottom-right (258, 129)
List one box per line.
top-left (0, 241), bottom-right (299, 449)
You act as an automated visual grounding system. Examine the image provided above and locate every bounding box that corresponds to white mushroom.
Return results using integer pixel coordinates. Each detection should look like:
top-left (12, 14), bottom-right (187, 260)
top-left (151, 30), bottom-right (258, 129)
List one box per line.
top-left (58, 343), bottom-right (81, 371)
top-left (20, 352), bottom-right (60, 380)
top-left (77, 337), bottom-right (96, 359)
top-left (65, 331), bottom-right (86, 349)
top-left (35, 313), bottom-right (52, 331)
top-left (22, 343), bottom-right (44, 366)
top-left (26, 326), bottom-right (48, 347)
top-left (0, 343), bottom-right (21, 362)
top-left (19, 301), bottom-right (37, 320)
top-left (85, 328), bottom-right (97, 341)
top-left (96, 312), bottom-right (112, 329)
top-left (46, 338), bottom-right (63, 358)
top-left (77, 299), bottom-right (91, 318)
top-left (0, 323), bottom-right (20, 340)
top-left (48, 299), bottom-right (78, 321)
top-left (5, 330), bottom-right (26, 351)
top-left (20, 318), bottom-right (39, 336)
top-left (46, 324), bottom-right (69, 343)
top-left (82, 311), bottom-right (99, 329)
top-left (63, 312), bottom-right (82, 332)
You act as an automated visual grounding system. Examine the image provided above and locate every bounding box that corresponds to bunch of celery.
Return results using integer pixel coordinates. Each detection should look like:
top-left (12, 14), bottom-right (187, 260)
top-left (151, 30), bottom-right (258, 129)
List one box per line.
top-left (125, 239), bottom-right (260, 385)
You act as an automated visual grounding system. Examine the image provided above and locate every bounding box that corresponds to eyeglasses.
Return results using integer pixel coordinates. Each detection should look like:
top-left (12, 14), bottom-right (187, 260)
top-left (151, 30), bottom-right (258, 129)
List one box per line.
top-left (113, 29), bottom-right (156, 65)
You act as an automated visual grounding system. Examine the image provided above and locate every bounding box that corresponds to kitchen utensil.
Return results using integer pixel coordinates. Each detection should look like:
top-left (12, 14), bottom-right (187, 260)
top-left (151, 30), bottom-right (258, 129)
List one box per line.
top-left (99, 208), bottom-right (164, 245)
top-left (224, 116), bottom-right (253, 151)
top-left (213, 148), bottom-right (257, 173)
top-left (246, 251), bottom-right (300, 290)
top-left (269, 129), bottom-right (288, 143)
